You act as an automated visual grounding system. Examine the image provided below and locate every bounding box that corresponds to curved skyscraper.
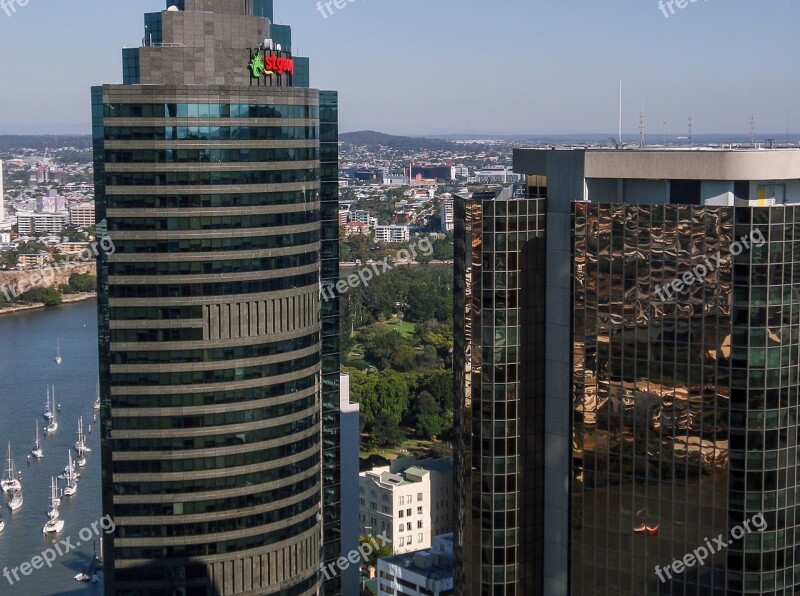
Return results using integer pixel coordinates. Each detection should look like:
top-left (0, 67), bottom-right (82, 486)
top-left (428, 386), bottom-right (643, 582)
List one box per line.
top-left (92, 1), bottom-right (339, 594)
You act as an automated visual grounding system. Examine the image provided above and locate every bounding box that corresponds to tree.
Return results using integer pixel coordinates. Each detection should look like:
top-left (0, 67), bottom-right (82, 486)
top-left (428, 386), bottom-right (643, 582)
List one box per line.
top-left (69, 273), bottom-right (96, 293)
top-left (415, 345), bottom-right (440, 370)
top-left (372, 371), bottom-right (409, 424)
top-left (20, 286), bottom-right (62, 306)
top-left (391, 344), bottom-right (417, 372)
top-left (413, 391), bottom-right (442, 439)
top-left (427, 442), bottom-right (454, 459)
top-left (370, 412), bottom-right (405, 448)
top-left (359, 535), bottom-right (393, 567)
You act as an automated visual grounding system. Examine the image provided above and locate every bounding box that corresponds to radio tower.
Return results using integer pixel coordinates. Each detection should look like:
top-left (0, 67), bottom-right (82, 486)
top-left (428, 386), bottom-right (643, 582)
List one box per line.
top-left (639, 106), bottom-right (645, 148)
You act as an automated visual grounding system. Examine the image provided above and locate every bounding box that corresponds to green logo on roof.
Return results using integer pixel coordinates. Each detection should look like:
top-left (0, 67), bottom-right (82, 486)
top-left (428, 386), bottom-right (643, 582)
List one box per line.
top-left (249, 54), bottom-right (265, 78)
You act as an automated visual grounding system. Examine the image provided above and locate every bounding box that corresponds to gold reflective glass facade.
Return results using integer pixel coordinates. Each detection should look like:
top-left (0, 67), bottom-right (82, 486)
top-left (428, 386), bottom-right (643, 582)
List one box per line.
top-left (572, 203), bottom-right (800, 595)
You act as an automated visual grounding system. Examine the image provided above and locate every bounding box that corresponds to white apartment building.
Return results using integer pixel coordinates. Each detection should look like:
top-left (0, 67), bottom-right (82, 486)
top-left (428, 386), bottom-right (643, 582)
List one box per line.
top-left (440, 199), bottom-right (454, 232)
top-left (16, 211), bottom-right (68, 235)
top-left (470, 166), bottom-right (522, 185)
top-left (359, 458), bottom-right (453, 555)
top-left (374, 225), bottom-right (410, 244)
top-left (377, 534), bottom-right (454, 596)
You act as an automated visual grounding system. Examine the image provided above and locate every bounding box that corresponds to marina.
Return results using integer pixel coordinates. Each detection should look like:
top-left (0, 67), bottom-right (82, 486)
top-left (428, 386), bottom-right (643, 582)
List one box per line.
top-left (0, 300), bottom-right (102, 595)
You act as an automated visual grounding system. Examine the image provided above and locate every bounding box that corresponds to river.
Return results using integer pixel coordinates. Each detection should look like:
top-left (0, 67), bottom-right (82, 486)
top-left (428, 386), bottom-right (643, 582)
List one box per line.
top-left (0, 299), bottom-right (103, 595)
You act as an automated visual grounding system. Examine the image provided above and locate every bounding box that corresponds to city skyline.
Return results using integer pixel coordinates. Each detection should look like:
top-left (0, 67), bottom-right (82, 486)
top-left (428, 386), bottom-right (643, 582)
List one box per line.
top-left (1, 1), bottom-right (799, 136)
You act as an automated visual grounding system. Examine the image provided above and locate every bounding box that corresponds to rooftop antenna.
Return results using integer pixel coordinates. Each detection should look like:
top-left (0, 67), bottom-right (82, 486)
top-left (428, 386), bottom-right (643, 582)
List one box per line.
top-left (639, 100), bottom-right (645, 148)
top-left (750, 115), bottom-right (756, 147)
top-left (663, 122), bottom-right (667, 147)
top-left (688, 117), bottom-right (693, 147)
top-left (618, 80), bottom-right (623, 147)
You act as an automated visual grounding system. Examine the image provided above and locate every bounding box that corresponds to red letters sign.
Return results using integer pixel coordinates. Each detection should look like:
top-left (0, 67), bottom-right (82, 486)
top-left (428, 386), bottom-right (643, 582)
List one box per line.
top-left (265, 54), bottom-right (295, 76)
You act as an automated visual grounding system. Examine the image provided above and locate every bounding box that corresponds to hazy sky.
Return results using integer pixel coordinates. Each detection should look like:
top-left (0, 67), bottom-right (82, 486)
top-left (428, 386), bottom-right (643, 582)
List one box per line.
top-left (0, 0), bottom-right (798, 136)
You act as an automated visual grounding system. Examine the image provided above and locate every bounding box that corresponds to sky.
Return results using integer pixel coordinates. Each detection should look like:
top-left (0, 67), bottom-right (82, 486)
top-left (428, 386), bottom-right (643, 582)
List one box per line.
top-left (0, 0), bottom-right (798, 136)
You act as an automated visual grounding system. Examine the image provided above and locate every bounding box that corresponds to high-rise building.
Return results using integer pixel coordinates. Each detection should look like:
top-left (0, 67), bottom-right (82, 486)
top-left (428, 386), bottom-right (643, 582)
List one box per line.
top-left (455, 148), bottom-right (800, 595)
top-left (0, 160), bottom-right (5, 221)
top-left (92, 2), bottom-right (339, 594)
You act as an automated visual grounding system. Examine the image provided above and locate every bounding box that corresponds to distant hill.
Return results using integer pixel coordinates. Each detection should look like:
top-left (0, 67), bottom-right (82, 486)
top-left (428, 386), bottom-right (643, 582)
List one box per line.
top-left (0, 135), bottom-right (92, 151)
top-left (340, 131), bottom-right (457, 152)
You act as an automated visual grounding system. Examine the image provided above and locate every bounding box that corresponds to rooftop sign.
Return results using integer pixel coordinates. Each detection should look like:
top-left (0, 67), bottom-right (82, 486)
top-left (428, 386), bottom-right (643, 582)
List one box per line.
top-left (249, 50), bottom-right (294, 85)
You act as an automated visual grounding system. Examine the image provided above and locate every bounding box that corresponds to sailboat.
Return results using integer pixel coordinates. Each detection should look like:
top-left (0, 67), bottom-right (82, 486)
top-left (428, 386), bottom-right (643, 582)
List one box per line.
top-left (62, 452), bottom-right (78, 496)
top-left (93, 380), bottom-right (100, 411)
top-left (43, 386), bottom-right (53, 421)
top-left (8, 488), bottom-right (23, 512)
top-left (43, 517), bottom-right (65, 534)
top-left (47, 477), bottom-right (60, 520)
top-left (0, 516), bottom-right (4, 532)
top-left (45, 387), bottom-right (58, 434)
top-left (31, 420), bottom-right (43, 459)
top-left (75, 417), bottom-right (91, 455)
top-left (55, 339), bottom-right (62, 364)
top-left (1, 444), bottom-right (21, 493)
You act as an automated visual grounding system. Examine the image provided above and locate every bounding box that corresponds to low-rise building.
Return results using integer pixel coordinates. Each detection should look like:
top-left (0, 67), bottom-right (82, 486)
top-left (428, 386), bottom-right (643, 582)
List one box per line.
top-left (377, 534), bottom-right (454, 596)
top-left (68, 202), bottom-right (96, 228)
top-left (16, 211), bottom-right (68, 235)
top-left (343, 221), bottom-right (370, 237)
top-left (59, 242), bottom-right (91, 255)
top-left (17, 253), bottom-right (51, 268)
top-left (374, 225), bottom-right (410, 244)
top-left (359, 457), bottom-right (453, 554)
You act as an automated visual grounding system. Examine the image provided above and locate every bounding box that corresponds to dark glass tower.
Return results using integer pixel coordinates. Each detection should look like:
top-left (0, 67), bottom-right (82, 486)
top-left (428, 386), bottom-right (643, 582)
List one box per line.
top-left (454, 185), bottom-right (547, 595)
top-left (456, 148), bottom-right (800, 595)
top-left (92, 2), bottom-right (338, 594)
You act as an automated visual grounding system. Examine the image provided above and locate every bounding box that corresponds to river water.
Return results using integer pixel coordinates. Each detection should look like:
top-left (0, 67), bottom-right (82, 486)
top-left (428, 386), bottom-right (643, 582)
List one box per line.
top-left (0, 299), bottom-right (103, 595)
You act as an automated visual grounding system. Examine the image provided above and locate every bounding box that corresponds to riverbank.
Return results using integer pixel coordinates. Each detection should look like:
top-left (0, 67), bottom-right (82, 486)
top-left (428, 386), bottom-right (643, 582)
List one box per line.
top-left (0, 292), bottom-right (96, 317)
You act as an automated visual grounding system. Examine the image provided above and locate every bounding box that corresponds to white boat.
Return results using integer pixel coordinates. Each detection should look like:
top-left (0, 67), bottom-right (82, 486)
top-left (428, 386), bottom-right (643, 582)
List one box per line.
top-left (75, 417), bottom-right (91, 455)
top-left (93, 380), bottom-right (100, 411)
top-left (8, 489), bottom-right (23, 512)
top-left (45, 387), bottom-right (58, 434)
top-left (43, 518), bottom-right (65, 534)
top-left (62, 452), bottom-right (78, 496)
top-left (55, 339), bottom-right (62, 364)
top-left (43, 386), bottom-right (53, 421)
top-left (47, 477), bottom-right (60, 520)
top-left (77, 456), bottom-right (87, 467)
top-left (31, 420), bottom-right (43, 459)
top-left (0, 518), bottom-right (4, 532)
top-left (1, 444), bottom-right (21, 493)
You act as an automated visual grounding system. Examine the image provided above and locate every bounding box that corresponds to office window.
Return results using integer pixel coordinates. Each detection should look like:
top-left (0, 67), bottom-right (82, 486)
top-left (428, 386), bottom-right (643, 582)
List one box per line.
top-left (399, 510), bottom-right (404, 518)
top-left (418, 521), bottom-right (423, 529)
top-left (406, 522), bottom-right (411, 531)
top-left (418, 533), bottom-right (423, 543)
top-left (417, 507), bottom-right (423, 515)
top-left (407, 509), bottom-right (412, 516)
top-left (398, 524), bottom-right (403, 533)
top-left (417, 493), bottom-right (423, 502)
